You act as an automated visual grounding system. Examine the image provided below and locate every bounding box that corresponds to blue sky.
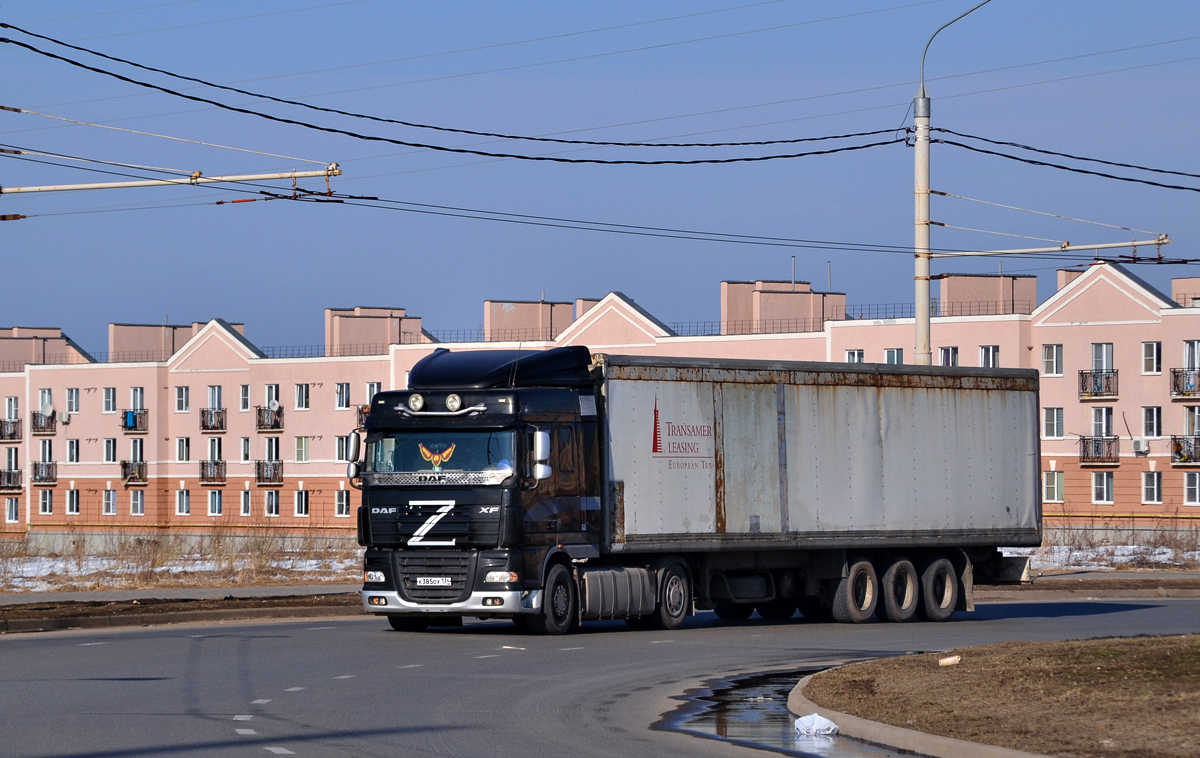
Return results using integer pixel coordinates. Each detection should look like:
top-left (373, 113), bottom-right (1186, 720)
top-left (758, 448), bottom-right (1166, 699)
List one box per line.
top-left (2, 0), bottom-right (1198, 351)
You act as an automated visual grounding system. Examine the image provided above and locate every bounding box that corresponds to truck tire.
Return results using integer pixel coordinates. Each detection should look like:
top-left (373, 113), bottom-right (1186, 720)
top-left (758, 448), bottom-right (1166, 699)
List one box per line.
top-left (831, 558), bottom-right (878, 624)
top-left (528, 563), bottom-right (578, 635)
top-left (755, 598), bottom-right (797, 620)
top-left (917, 557), bottom-right (958, 622)
top-left (387, 615), bottom-right (430, 632)
top-left (713, 602), bottom-right (755, 620)
top-left (630, 563), bottom-right (690, 631)
top-left (797, 596), bottom-right (832, 621)
top-left (879, 558), bottom-right (919, 623)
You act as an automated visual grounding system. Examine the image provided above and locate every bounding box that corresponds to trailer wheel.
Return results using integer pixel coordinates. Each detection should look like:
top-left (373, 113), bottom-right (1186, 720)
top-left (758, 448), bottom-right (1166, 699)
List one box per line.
top-left (713, 602), bottom-right (755, 621)
top-left (797, 596), bottom-right (832, 621)
top-left (387, 615), bottom-right (430, 632)
top-left (755, 598), bottom-right (797, 621)
top-left (879, 558), bottom-right (918, 623)
top-left (917, 557), bottom-right (958, 622)
top-left (831, 558), bottom-right (878, 623)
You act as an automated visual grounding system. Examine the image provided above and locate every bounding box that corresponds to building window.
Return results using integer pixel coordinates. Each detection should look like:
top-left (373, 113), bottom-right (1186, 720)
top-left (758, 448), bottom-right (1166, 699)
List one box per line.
top-left (1043, 471), bottom-right (1064, 503)
top-left (240, 384), bottom-right (250, 411)
top-left (67, 439), bottom-right (80, 463)
top-left (102, 387), bottom-right (116, 413)
top-left (336, 490), bottom-right (350, 517)
top-left (130, 438), bottom-right (144, 463)
top-left (885, 348), bottom-right (903, 365)
top-left (240, 490), bottom-right (251, 517)
top-left (104, 438), bottom-right (117, 463)
top-left (1144, 472), bottom-right (1163, 504)
top-left (103, 489), bottom-right (116, 516)
top-left (4, 396), bottom-right (17, 421)
top-left (208, 490), bottom-right (222, 517)
top-left (366, 382), bottom-right (381, 403)
top-left (175, 386), bottom-right (190, 412)
top-left (1143, 341), bottom-right (1162, 374)
top-left (295, 436), bottom-right (309, 462)
top-left (295, 490), bottom-right (310, 517)
top-left (4, 447), bottom-right (15, 470)
top-left (39, 439), bottom-right (52, 463)
top-left (1042, 408), bottom-right (1064, 439)
top-left (979, 345), bottom-right (1000, 368)
top-left (335, 383), bottom-right (351, 410)
top-left (38, 388), bottom-right (52, 410)
top-left (1092, 342), bottom-right (1114, 372)
top-left (5, 497), bottom-right (17, 523)
top-left (1093, 471), bottom-right (1114, 504)
top-left (176, 490), bottom-right (190, 516)
top-left (67, 489), bottom-right (80, 516)
top-left (265, 384), bottom-right (280, 407)
top-left (294, 384), bottom-right (310, 410)
top-left (207, 385), bottom-right (223, 410)
top-left (265, 436), bottom-right (280, 461)
top-left (336, 435), bottom-right (349, 462)
top-left (1042, 344), bottom-right (1063, 376)
top-left (176, 437), bottom-right (190, 462)
top-left (1093, 407), bottom-right (1113, 437)
top-left (1186, 407), bottom-right (1200, 437)
top-left (208, 437), bottom-right (222, 462)
top-left (131, 490), bottom-right (144, 516)
top-left (39, 489), bottom-right (52, 515)
top-left (130, 387), bottom-right (145, 411)
top-left (265, 490), bottom-right (279, 517)
top-left (844, 350), bottom-right (864, 364)
top-left (241, 437), bottom-right (251, 462)
top-left (1186, 472), bottom-right (1200, 505)
top-left (1144, 407), bottom-right (1162, 438)
top-left (1186, 341), bottom-right (1200, 371)
top-left (66, 388), bottom-right (80, 414)
top-left (938, 347), bottom-right (958, 367)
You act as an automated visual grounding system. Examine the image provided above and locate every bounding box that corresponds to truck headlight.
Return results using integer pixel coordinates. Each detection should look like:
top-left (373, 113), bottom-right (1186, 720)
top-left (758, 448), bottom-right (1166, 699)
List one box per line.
top-left (364, 570), bottom-right (386, 583)
top-left (484, 571), bottom-right (518, 584)
top-left (407, 394), bottom-right (424, 412)
top-left (445, 393), bottom-right (462, 412)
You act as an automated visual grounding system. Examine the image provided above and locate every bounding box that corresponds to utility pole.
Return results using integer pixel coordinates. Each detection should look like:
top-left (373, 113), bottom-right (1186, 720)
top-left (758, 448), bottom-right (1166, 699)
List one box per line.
top-left (913, 0), bottom-right (992, 366)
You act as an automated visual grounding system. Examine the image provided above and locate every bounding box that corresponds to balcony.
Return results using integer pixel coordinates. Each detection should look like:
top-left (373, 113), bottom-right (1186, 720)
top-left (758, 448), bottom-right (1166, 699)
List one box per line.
top-left (1078, 370), bottom-right (1118, 399)
top-left (199, 459), bottom-right (227, 484)
top-left (200, 408), bottom-right (227, 432)
top-left (1171, 436), bottom-right (1200, 465)
top-left (119, 409), bottom-right (148, 433)
top-left (356, 404), bottom-right (370, 428)
top-left (120, 460), bottom-right (147, 484)
top-left (31, 412), bottom-right (55, 435)
top-left (0, 469), bottom-right (22, 491)
top-left (255, 406), bottom-right (284, 431)
top-left (1171, 369), bottom-right (1200, 398)
top-left (0, 419), bottom-right (20, 441)
top-left (30, 461), bottom-right (57, 484)
top-left (255, 459), bottom-right (283, 485)
top-left (1079, 436), bottom-right (1120, 465)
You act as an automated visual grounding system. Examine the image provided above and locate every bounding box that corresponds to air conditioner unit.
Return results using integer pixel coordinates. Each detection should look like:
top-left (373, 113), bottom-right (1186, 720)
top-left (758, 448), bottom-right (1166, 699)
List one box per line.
top-left (1132, 438), bottom-right (1149, 454)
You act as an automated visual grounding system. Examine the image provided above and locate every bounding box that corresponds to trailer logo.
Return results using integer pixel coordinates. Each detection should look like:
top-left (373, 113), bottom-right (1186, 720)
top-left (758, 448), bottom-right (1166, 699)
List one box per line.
top-left (652, 394), bottom-right (714, 468)
top-left (418, 443), bottom-right (456, 471)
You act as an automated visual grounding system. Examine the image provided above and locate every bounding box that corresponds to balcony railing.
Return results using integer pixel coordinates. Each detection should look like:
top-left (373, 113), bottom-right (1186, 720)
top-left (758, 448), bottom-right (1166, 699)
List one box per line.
top-left (255, 406), bottom-right (283, 431)
top-left (1171, 436), bottom-right (1200, 464)
top-left (0, 469), bottom-right (22, 490)
top-left (1079, 370), bottom-right (1118, 399)
top-left (120, 460), bottom-right (147, 484)
top-left (1171, 369), bottom-right (1200, 397)
top-left (255, 459), bottom-right (283, 485)
top-left (1079, 436), bottom-right (1120, 464)
top-left (31, 412), bottom-right (55, 435)
top-left (356, 404), bottom-right (370, 428)
top-left (0, 419), bottom-right (20, 440)
top-left (120, 409), bottom-right (148, 432)
top-left (30, 461), bottom-right (57, 484)
top-left (200, 407), bottom-right (227, 432)
top-left (199, 459), bottom-right (227, 484)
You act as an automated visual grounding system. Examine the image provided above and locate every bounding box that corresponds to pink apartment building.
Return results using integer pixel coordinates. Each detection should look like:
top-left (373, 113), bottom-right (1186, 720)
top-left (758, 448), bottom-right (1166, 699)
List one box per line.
top-left (1, 262), bottom-right (1198, 548)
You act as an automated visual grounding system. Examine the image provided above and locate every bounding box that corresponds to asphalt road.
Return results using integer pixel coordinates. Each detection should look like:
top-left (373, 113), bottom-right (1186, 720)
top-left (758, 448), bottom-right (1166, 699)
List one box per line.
top-left (2, 598), bottom-right (1198, 758)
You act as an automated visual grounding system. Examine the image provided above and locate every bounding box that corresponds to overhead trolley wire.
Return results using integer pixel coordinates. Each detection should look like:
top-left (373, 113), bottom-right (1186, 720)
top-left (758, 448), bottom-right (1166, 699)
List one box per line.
top-left (931, 190), bottom-right (1162, 235)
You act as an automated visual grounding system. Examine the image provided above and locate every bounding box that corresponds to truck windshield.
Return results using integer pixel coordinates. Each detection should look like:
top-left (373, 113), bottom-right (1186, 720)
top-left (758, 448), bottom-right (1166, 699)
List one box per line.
top-left (366, 430), bottom-right (515, 475)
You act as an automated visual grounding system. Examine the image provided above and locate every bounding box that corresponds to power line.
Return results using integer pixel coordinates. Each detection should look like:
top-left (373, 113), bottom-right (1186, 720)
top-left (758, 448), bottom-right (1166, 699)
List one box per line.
top-left (931, 190), bottom-right (1161, 235)
top-left (0, 36), bottom-right (906, 165)
top-left (23, 0), bottom-right (208, 25)
top-left (69, 0), bottom-right (371, 43)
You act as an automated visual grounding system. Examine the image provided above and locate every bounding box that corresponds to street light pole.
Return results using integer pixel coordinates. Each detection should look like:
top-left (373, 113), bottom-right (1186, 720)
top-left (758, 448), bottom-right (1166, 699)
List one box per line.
top-left (913, 0), bottom-right (992, 366)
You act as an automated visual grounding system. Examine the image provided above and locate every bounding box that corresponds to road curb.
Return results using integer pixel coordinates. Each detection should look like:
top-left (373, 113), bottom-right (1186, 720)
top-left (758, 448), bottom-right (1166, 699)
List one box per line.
top-left (0, 605), bottom-right (366, 634)
top-left (788, 672), bottom-right (1048, 758)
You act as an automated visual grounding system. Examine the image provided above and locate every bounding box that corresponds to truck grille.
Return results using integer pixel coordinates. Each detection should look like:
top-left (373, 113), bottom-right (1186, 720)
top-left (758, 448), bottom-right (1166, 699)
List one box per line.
top-left (395, 553), bottom-right (473, 603)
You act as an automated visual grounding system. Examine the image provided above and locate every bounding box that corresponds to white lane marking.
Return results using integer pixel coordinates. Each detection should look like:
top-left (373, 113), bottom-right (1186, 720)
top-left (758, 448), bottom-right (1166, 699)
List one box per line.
top-left (78, 642), bottom-right (107, 646)
top-left (233, 715), bottom-right (252, 721)
top-left (306, 626), bottom-right (337, 630)
top-left (475, 654), bottom-right (499, 659)
top-left (649, 640), bottom-right (674, 644)
top-left (189, 634), bottom-right (212, 638)
top-left (252, 699), bottom-right (271, 705)
top-left (236, 728), bottom-right (257, 735)
top-left (334, 675), bottom-right (355, 679)
top-left (501, 645), bottom-right (525, 650)
top-left (284, 687), bottom-right (305, 692)
top-left (397, 664), bottom-right (422, 669)
top-left (264, 748), bottom-right (294, 755)
top-left (558, 647), bottom-right (584, 651)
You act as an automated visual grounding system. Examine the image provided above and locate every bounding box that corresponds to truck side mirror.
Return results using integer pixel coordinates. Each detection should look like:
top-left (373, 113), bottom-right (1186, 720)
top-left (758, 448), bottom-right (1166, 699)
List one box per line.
top-left (347, 431), bottom-right (361, 462)
top-left (534, 463), bottom-right (552, 480)
top-left (534, 430), bottom-right (551, 463)
top-left (346, 461), bottom-right (360, 480)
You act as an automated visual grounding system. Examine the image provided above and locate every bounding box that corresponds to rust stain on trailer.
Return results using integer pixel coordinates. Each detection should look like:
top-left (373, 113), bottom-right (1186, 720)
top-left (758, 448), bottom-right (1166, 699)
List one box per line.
top-left (713, 382), bottom-right (726, 534)
top-left (610, 480), bottom-right (625, 544)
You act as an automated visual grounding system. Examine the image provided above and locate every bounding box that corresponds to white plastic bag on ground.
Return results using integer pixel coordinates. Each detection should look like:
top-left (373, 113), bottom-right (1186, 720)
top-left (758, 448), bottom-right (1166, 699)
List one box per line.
top-left (794, 713), bottom-right (839, 736)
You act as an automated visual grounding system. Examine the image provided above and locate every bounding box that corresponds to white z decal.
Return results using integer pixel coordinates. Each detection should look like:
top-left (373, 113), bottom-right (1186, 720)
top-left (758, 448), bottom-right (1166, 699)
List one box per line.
top-left (408, 501), bottom-right (456, 546)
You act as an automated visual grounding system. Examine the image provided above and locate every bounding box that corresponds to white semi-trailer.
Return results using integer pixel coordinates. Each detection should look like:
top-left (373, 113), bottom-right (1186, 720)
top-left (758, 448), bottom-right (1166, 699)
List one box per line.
top-left (352, 347), bottom-right (1040, 634)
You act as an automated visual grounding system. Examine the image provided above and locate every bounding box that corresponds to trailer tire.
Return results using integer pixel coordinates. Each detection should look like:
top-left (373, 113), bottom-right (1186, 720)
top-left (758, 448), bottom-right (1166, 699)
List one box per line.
top-left (529, 563), bottom-right (578, 635)
top-left (386, 615), bottom-right (430, 632)
top-left (755, 598), bottom-right (797, 621)
top-left (879, 558), bottom-right (919, 623)
top-left (713, 602), bottom-right (755, 621)
top-left (831, 558), bottom-right (878, 624)
top-left (917, 557), bottom-right (958, 622)
top-left (632, 563), bottom-right (690, 631)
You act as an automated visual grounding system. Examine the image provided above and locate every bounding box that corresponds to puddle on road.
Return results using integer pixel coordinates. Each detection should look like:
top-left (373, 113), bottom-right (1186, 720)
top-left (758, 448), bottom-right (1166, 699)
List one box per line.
top-left (663, 669), bottom-right (915, 758)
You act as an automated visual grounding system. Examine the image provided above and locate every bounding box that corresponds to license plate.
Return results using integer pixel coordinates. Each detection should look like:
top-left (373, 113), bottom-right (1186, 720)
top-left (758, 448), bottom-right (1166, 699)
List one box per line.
top-left (416, 577), bottom-right (452, 587)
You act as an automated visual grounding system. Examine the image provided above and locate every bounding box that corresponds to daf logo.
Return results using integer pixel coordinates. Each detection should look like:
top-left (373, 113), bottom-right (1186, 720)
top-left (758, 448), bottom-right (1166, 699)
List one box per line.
top-left (371, 507), bottom-right (397, 514)
top-left (478, 506), bottom-right (499, 514)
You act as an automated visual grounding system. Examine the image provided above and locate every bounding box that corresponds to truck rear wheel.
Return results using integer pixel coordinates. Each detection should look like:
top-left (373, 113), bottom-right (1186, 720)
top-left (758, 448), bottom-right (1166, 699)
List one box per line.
top-left (630, 563), bottom-right (690, 631)
top-left (528, 563), bottom-right (578, 635)
top-left (387, 615), bottom-right (430, 632)
top-left (917, 557), bottom-right (958, 622)
top-left (831, 558), bottom-right (878, 623)
top-left (713, 602), bottom-right (755, 620)
top-left (879, 558), bottom-right (918, 623)
top-left (755, 598), bottom-right (797, 620)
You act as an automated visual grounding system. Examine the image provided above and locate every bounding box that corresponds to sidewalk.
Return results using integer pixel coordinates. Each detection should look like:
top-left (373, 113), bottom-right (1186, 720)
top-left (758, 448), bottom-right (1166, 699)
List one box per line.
top-left (0, 583), bottom-right (360, 606)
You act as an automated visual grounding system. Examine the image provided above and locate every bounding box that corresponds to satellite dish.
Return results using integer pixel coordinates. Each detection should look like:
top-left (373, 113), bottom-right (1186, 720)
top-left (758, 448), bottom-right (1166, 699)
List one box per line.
top-left (268, 399), bottom-right (281, 412)
top-left (40, 403), bottom-right (54, 417)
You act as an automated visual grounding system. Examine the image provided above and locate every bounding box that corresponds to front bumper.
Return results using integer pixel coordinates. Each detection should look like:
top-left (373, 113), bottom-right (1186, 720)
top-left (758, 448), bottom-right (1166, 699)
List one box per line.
top-left (361, 589), bottom-right (542, 616)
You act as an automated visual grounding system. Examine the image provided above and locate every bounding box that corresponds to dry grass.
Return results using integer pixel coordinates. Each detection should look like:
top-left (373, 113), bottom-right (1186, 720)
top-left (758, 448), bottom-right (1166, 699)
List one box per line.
top-left (804, 635), bottom-right (1200, 758)
top-left (1036, 517), bottom-right (1200, 571)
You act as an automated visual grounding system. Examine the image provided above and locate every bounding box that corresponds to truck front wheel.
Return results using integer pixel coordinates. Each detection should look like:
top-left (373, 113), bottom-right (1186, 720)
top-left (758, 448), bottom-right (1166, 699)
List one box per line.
top-left (529, 563), bottom-right (578, 635)
top-left (831, 558), bottom-right (878, 623)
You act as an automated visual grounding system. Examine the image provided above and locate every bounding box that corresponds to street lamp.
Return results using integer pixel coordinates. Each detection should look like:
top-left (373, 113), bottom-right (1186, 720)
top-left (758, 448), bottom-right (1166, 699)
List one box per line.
top-left (913, 0), bottom-right (993, 366)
